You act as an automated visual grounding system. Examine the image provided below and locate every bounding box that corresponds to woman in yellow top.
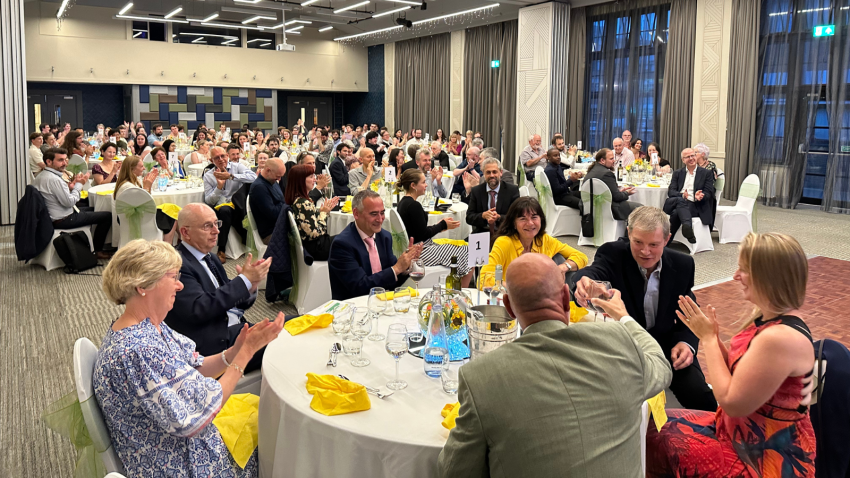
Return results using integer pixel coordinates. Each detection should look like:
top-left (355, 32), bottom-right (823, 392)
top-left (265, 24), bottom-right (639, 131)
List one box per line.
top-left (481, 197), bottom-right (588, 286)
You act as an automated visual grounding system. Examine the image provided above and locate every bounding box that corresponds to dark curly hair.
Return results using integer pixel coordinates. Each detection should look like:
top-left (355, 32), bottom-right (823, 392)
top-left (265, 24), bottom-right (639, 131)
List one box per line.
top-left (496, 197), bottom-right (547, 241)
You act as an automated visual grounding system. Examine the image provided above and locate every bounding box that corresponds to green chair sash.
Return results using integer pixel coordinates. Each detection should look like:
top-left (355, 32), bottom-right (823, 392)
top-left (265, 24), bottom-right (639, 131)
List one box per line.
top-left (42, 391), bottom-right (107, 478)
top-left (67, 163), bottom-right (87, 176)
top-left (243, 216), bottom-right (258, 257)
top-left (390, 228), bottom-right (408, 258)
top-left (738, 182), bottom-right (760, 232)
top-left (143, 160), bottom-right (155, 173)
top-left (115, 199), bottom-right (157, 240)
top-left (288, 227), bottom-right (300, 303)
top-left (533, 175), bottom-right (554, 218)
top-left (580, 189), bottom-right (613, 247)
top-left (516, 161), bottom-right (526, 187)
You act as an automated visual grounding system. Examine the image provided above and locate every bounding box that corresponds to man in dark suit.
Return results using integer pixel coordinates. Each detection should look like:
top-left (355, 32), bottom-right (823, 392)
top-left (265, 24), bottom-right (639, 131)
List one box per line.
top-left (466, 157), bottom-right (521, 235)
top-left (165, 203), bottom-right (271, 373)
top-left (328, 190), bottom-right (422, 301)
top-left (543, 148), bottom-right (583, 210)
top-left (572, 206), bottom-right (717, 411)
top-left (583, 148), bottom-right (640, 221)
top-left (664, 148), bottom-right (716, 244)
top-left (329, 142), bottom-right (353, 197)
top-left (249, 157), bottom-right (286, 244)
top-left (430, 141), bottom-right (451, 169)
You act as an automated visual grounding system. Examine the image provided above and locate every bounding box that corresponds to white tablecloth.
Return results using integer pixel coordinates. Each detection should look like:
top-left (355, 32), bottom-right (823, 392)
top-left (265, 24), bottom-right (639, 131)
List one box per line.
top-left (328, 202), bottom-right (470, 241)
top-left (187, 163), bottom-right (208, 175)
top-left (620, 181), bottom-right (669, 210)
top-left (258, 290), bottom-right (487, 478)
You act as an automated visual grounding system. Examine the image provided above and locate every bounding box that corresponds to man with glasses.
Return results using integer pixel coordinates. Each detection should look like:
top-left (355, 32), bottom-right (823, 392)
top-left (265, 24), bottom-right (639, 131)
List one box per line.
top-left (204, 146), bottom-right (257, 263)
top-left (663, 148), bottom-right (715, 245)
top-left (165, 203), bottom-right (271, 373)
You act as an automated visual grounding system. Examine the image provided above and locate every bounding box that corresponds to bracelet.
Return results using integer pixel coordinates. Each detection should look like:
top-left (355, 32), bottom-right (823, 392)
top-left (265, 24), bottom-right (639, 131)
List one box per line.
top-left (230, 363), bottom-right (245, 377)
top-left (221, 349), bottom-right (231, 367)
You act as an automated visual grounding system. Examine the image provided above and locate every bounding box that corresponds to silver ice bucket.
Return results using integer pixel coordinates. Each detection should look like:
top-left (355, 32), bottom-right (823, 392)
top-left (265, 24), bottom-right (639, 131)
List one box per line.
top-left (468, 305), bottom-right (518, 361)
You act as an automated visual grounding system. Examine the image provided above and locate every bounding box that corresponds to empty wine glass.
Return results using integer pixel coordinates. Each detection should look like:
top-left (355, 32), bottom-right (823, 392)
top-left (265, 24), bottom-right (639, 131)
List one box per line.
top-left (584, 281), bottom-right (613, 316)
top-left (368, 287), bottom-right (387, 341)
top-left (385, 324), bottom-right (409, 390)
top-left (349, 307), bottom-right (372, 367)
top-left (409, 259), bottom-right (425, 304)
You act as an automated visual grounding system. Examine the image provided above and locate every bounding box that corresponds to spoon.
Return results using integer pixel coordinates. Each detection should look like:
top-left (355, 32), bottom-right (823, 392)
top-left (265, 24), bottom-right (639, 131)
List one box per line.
top-left (327, 343), bottom-right (341, 367)
top-left (337, 374), bottom-right (394, 399)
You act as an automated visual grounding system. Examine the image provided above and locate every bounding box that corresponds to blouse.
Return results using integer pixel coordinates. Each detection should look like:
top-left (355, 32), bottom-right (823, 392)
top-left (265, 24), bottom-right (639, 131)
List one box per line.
top-left (292, 197), bottom-right (329, 243)
top-left (93, 319), bottom-right (257, 477)
top-left (92, 162), bottom-right (119, 183)
top-left (481, 234), bottom-right (588, 287)
top-left (396, 195), bottom-right (447, 244)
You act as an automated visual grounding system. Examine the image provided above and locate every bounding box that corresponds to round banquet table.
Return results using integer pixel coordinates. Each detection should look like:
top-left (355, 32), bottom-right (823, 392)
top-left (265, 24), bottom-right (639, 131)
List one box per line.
top-left (88, 181), bottom-right (205, 245)
top-left (258, 289), bottom-right (488, 478)
top-left (187, 163), bottom-right (209, 176)
top-left (619, 180), bottom-right (669, 210)
top-left (328, 202), bottom-right (470, 241)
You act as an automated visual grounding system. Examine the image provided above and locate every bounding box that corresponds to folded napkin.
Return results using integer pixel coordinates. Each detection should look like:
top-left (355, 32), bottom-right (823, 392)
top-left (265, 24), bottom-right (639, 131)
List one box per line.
top-left (569, 302), bottom-right (589, 323)
top-left (305, 373), bottom-right (371, 416)
top-left (443, 174), bottom-right (453, 178)
top-left (376, 287), bottom-right (419, 301)
top-left (157, 203), bottom-right (182, 220)
top-left (646, 183), bottom-right (661, 188)
top-left (340, 200), bottom-right (352, 213)
top-left (213, 393), bottom-right (259, 469)
top-left (429, 211), bottom-right (443, 215)
top-left (95, 188), bottom-right (115, 196)
top-left (438, 198), bottom-right (451, 205)
top-left (284, 313), bottom-right (333, 336)
top-left (441, 402), bottom-right (460, 430)
top-left (214, 202), bottom-right (235, 211)
top-left (432, 238), bottom-right (468, 247)
top-left (79, 191), bottom-right (89, 199)
top-left (646, 391), bottom-right (668, 431)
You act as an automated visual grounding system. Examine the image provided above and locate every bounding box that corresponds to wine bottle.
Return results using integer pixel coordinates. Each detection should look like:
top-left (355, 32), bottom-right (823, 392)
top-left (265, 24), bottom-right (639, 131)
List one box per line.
top-left (445, 256), bottom-right (461, 292)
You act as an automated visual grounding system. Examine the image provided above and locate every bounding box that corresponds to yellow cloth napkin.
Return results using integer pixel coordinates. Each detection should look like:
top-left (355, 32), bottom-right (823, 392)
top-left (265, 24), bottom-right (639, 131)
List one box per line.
top-left (646, 390), bottom-right (668, 432)
top-left (212, 393), bottom-right (259, 469)
top-left (443, 174), bottom-right (452, 178)
top-left (438, 198), bottom-right (452, 205)
top-left (441, 402), bottom-right (460, 430)
top-left (646, 183), bottom-right (661, 188)
top-left (214, 202), bottom-right (235, 211)
top-left (157, 203), bottom-right (182, 220)
top-left (95, 188), bottom-right (115, 196)
top-left (569, 302), bottom-right (588, 323)
top-left (305, 373), bottom-right (371, 416)
top-left (429, 211), bottom-right (443, 215)
top-left (432, 238), bottom-right (468, 247)
top-left (340, 200), bottom-right (352, 213)
top-left (79, 191), bottom-right (88, 199)
top-left (376, 287), bottom-right (419, 301)
top-left (284, 313), bottom-right (334, 336)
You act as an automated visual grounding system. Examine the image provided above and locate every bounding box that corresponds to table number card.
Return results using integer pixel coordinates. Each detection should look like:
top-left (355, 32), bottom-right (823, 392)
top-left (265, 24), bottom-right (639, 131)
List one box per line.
top-left (384, 167), bottom-right (396, 183)
top-left (168, 152), bottom-right (178, 164)
top-left (651, 152), bottom-right (659, 165)
top-left (468, 232), bottom-right (490, 267)
top-left (577, 141), bottom-right (582, 150)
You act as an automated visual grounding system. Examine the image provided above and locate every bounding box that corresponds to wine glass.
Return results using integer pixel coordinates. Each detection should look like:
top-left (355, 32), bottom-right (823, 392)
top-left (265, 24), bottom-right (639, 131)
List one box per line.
top-left (368, 287), bottom-right (387, 341)
top-left (477, 271), bottom-right (495, 305)
top-left (393, 287), bottom-right (411, 314)
top-left (409, 259), bottom-right (425, 304)
top-left (349, 307), bottom-right (372, 367)
top-left (384, 324), bottom-right (409, 390)
top-left (583, 281), bottom-right (613, 316)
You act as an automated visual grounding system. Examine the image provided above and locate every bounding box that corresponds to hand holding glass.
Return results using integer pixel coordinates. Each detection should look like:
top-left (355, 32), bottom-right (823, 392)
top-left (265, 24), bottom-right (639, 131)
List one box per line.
top-left (584, 281), bottom-right (613, 315)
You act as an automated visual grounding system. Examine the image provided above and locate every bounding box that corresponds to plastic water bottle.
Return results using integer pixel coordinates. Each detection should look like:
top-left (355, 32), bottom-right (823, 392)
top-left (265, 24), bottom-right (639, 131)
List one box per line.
top-left (157, 171), bottom-right (168, 192)
top-left (424, 285), bottom-right (449, 377)
top-left (427, 191), bottom-right (436, 212)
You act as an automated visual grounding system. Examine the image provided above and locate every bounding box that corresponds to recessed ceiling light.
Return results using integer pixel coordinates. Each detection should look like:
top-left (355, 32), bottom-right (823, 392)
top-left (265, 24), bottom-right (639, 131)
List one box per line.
top-left (301, 0), bottom-right (320, 5)
top-left (286, 25), bottom-right (305, 32)
top-left (319, 26), bottom-right (333, 32)
top-left (243, 15), bottom-right (277, 24)
top-left (202, 13), bottom-right (219, 22)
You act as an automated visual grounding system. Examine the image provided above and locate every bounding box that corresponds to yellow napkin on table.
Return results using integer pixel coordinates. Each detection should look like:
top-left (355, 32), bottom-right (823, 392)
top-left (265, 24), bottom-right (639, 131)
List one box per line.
top-left (340, 200), bottom-right (352, 213)
top-left (79, 191), bottom-right (88, 199)
top-left (429, 211), bottom-right (443, 215)
top-left (441, 402), bottom-right (460, 430)
top-left (438, 198), bottom-right (451, 205)
top-left (646, 183), bottom-right (661, 188)
top-left (443, 174), bottom-right (453, 178)
top-left (376, 287), bottom-right (419, 301)
top-left (212, 393), bottom-right (259, 469)
top-left (95, 188), bottom-right (115, 196)
top-left (214, 202), bottom-right (234, 211)
top-left (305, 373), bottom-right (371, 416)
top-left (284, 313), bottom-right (333, 336)
top-left (157, 203), bottom-right (182, 220)
top-left (432, 238), bottom-right (468, 247)
top-left (646, 390), bottom-right (668, 432)
top-left (569, 302), bottom-right (589, 323)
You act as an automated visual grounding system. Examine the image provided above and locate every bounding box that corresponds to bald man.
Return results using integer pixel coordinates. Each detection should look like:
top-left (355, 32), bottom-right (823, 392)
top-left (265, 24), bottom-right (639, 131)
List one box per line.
top-left (249, 157), bottom-right (286, 244)
top-left (613, 137), bottom-right (635, 169)
top-left (519, 134), bottom-right (547, 180)
top-left (439, 253), bottom-right (672, 478)
top-left (347, 146), bottom-right (382, 194)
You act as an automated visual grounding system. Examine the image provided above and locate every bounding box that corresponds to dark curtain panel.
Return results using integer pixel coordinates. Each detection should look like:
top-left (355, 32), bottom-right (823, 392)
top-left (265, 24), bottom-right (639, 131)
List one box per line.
top-left (754, 0), bottom-right (850, 212)
top-left (725, 0), bottom-right (761, 200)
top-left (658, 0), bottom-right (697, 170)
top-left (464, 20), bottom-right (519, 169)
top-left (394, 33), bottom-right (450, 135)
top-left (565, 7), bottom-right (586, 145)
top-left (583, 0), bottom-right (672, 153)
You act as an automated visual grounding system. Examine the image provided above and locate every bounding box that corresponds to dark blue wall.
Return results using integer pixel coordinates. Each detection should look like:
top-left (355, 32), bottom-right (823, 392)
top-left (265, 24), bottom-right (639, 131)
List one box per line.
top-left (27, 82), bottom-right (127, 131)
top-left (343, 44), bottom-right (385, 127)
top-left (276, 90), bottom-right (345, 130)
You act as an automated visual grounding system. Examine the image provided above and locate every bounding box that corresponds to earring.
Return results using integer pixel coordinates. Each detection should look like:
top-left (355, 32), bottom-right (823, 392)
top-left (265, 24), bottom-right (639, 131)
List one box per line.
top-left (141, 292), bottom-right (146, 296)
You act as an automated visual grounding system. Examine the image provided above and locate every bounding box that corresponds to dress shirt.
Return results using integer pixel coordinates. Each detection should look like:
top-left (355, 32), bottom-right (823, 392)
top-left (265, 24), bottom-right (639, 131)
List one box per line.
top-left (147, 133), bottom-right (164, 146)
top-left (560, 151), bottom-right (575, 168)
top-left (28, 145), bottom-right (44, 176)
top-left (681, 167), bottom-right (697, 202)
top-left (354, 222), bottom-right (397, 280)
top-left (519, 145), bottom-right (547, 170)
top-left (347, 165), bottom-right (380, 194)
top-left (638, 258), bottom-right (693, 353)
top-left (486, 182), bottom-right (501, 206)
top-left (614, 148), bottom-right (635, 169)
top-left (31, 167), bottom-right (81, 220)
top-left (182, 242), bottom-right (254, 327)
top-left (203, 162), bottom-right (257, 207)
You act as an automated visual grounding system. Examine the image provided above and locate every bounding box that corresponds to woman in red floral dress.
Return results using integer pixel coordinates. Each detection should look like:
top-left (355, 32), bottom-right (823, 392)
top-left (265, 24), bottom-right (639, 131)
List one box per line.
top-left (647, 232), bottom-right (816, 478)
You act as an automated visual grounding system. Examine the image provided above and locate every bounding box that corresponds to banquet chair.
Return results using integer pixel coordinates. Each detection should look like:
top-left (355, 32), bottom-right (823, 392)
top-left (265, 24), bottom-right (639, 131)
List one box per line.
top-left (68, 155), bottom-right (88, 176)
top-left (104, 473), bottom-right (127, 478)
top-left (519, 186), bottom-right (530, 197)
top-left (387, 208), bottom-right (450, 289)
top-left (30, 226), bottom-right (95, 271)
top-left (447, 155), bottom-right (458, 171)
top-left (712, 175), bottom-right (726, 232)
top-left (244, 196), bottom-right (267, 290)
top-left (534, 167), bottom-right (581, 237)
top-left (114, 188), bottom-right (162, 249)
top-left (287, 211), bottom-right (331, 314)
top-left (715, 174), bottom-right (759, 244)
top-left (577, 179), bottom-right (625, 247)
top-left (224, 229), bottom-right (247, 260)
top-left (73, 338), bottom-right (126, 475)
top-left (671, 217), bottom-right (714, 255)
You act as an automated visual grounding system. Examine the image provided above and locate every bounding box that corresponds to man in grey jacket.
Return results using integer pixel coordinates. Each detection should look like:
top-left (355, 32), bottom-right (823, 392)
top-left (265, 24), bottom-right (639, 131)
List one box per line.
top-left (439, 253), bottom-right (672, 478)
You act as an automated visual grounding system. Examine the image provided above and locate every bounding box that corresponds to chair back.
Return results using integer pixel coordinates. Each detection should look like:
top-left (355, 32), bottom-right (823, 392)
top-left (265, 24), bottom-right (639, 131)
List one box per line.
top-left (67, 155), bottom-right (88, 176)
top-left (516, 159), bottom-right (526, 187)
top-left (714, 175), bottom-right (725, 208)
top-left (519, 186), bottom-right (529, 197)
top-left (245, 195), bottom-right (267, 257)
top-left (387, 208), bottom-right (411, 257)
top-left (447, 155), bottom-right (458, 170)
top-left (114, 188), bottom-right (160, 247)
top-left (579, 178), bottom-right (616, 246)
top-left (736, 174), bottom-right (760, 212)
top-left (534, 167), bottom-right (558, 235)
top-left (287, 211), bottom-right (308, 309)
top-left (73, 338), bottom-right (125, 474)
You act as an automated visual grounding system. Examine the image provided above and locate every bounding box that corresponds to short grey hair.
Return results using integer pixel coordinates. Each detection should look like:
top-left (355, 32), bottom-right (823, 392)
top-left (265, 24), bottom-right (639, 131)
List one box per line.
top-left (481, 157), bottom-right (501, 171)
top-left (415, 148), bottom-right (432, 163)
top-left (693, 143), bottom-right (710, 159)
top-left (430, 141), bottom-right (441, 148)
top-left (480, 147), bottom-right (500, 160)
top-left (627, 206), bottom-right (670, 237)
top-left (471, 138), bottom-right (484, 148)
top-left (352, 190), bottom-right (381, 212)
top-left (102, 240), bottom-right (182, 305)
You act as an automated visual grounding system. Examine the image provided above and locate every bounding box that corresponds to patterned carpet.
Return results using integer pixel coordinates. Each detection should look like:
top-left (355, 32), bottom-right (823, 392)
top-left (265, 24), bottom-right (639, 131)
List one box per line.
top-left (1, 201), bottom-right (849, 477)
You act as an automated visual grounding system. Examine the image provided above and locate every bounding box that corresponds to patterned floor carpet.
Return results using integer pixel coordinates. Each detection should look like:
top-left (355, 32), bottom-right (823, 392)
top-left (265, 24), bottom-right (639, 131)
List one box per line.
top-left (1, 201), bottom-right (848, 477)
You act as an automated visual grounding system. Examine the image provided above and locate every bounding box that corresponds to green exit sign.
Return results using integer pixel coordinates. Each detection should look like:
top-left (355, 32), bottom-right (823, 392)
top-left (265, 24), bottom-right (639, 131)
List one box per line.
top-left (814, 24), bottom-right (835, 37)
top-left (491, 60), bottom-right (500, 68)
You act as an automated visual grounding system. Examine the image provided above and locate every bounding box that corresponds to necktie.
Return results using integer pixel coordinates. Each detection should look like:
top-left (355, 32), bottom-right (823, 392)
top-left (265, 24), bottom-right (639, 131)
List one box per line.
top-left (363, 236), bottom-right (383, 275)
top-left (488, 190), bottom-right (497, 236)
top-left (203, 254), bottom-right (225, 287)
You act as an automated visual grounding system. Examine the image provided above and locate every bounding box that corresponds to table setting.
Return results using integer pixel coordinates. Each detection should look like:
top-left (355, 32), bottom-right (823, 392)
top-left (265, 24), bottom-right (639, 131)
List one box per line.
top-left (328, 195), bottom-right (471, 241)
top-left (616, 168), bottom-right (673, 210)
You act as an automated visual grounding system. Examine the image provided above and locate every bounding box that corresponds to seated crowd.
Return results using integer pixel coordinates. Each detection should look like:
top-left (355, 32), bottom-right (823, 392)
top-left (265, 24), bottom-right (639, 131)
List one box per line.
top-left (32, 120), bottom-right (817, 478)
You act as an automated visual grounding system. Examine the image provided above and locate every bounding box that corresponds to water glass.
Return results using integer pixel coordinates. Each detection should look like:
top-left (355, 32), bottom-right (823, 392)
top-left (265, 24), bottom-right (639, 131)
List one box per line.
top-left (451, 193), bottom-right (460, 204)
top-left (584, 280), bottom-right (613, 315)
top-left (368, 287), bottom-right (387, 341)
top-left (331, 309), bottom-right (351, 336)
top-left (341, 334), bottom-right (359, 356)
top-left (393, 287), bottom-right (411, 313)
top-left (385, 324), bottom-right (409, 390)
top-left (441, 360), bottom-right (462, 394)
top-left (349, 307), bottom-right (372, 367)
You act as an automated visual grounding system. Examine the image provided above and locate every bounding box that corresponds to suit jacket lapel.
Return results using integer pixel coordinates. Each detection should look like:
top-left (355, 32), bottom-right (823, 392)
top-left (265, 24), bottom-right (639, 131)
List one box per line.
top-left (349, 223), bottom-right (372, 271)
top-left (495, 182), bottom-right (509, 212)
top-left (179, 244), bottom-right (218, 292)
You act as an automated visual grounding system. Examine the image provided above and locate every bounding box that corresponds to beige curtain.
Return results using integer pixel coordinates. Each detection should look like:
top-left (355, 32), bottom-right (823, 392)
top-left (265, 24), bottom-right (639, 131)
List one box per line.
top-left (564, 7), bottom-right (586, 145)
top-left (658, 0), bottom-right (697, 170)
top-left (393, 34), bottom-right (450, 135)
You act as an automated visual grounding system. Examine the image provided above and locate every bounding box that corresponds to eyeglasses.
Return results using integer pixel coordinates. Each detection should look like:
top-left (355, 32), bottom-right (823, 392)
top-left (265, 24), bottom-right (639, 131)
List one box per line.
top-left (195, 220), bottom-right (223, 232)
top-left (164, 272), bottom-right (182, 282)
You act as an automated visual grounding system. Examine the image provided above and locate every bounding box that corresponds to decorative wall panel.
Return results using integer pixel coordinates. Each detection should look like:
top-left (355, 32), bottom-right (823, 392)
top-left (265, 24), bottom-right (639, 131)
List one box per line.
top-left (450, 30), bottom-right (465, 135)
top-left (384, 42), bottom-right (395, 131)
top-left (516, 3), bottom-right (554, 151)
top-left (0, 0), bottom-right (27, 224)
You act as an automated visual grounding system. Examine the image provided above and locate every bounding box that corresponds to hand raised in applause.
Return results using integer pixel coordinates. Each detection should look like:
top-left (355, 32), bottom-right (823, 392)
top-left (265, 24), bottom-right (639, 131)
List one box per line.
top-left (235, 253), bottom-right (272, 290)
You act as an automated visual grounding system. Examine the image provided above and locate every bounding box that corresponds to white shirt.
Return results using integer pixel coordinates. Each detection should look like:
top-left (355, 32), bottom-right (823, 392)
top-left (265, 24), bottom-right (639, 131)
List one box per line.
top-left (182, 242), bottom-right (254, 327)
top-left (559, 151), bottom-right (575, 168)
top-left (680, 167), bottom-right (697, 202)
top-left (614, 148), bottom-right (635, 169)
top-left (28, 144), bottom-right (44, 176)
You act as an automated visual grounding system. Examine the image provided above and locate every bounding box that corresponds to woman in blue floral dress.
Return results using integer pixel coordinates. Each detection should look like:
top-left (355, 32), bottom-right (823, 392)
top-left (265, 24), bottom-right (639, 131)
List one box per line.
top-left (93, 239), bottom-right (284, 477)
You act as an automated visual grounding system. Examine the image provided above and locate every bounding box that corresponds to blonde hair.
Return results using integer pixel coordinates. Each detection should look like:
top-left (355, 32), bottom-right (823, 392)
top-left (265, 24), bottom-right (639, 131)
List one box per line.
top-left (114, 155), bottom-right (143, 199)
top-left (102, 240), bottom-right (183, 305)
top-left (737, 232), bottom-right (808, 330)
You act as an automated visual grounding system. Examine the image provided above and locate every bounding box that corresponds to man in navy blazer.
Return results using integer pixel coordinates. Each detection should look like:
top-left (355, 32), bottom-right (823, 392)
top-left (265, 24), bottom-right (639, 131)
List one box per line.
top-left (249, 157), bottom-right (286, 244)
top-left (663, 148), bottom-right (716, 244)
top-left (328, 190), bottom-right (422, 301)
top-left (329, 142), bottom-right (352, 198)
top-left (165, 203), bottom-right (271, 373)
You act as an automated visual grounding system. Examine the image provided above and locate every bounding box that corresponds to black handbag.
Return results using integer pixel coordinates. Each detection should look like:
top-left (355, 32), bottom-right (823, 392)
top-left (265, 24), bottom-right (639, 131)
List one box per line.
top-left (581, 178), bottom-right (595, 237)
top-left (53, 231), bottom-right (98, 274)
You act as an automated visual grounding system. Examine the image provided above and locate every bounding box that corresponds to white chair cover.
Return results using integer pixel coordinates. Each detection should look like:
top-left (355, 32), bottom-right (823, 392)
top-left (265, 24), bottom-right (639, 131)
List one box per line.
top-left (73, 338), bottom-right (126, 474)
top-left (671, 217), bottom-right (715, 254)
top-left (114, 188), bottom-right (162, 248)
top-left (519, 186), bottom-right (530, 197)
top-left (224, 228), bottom-right (247, 260)
top-left (447, 155), bottom-right (458, 170)
top-left (577, 178), bottom-right (625, 247)
top-left (715, 174), bottom-right (759, 244)
top-left (244, 196), bottom-right (267, 290)
top-left (68, 154), bottom-right (88, 176)
top-left (534, 167), bottom-right (581, 237)
top-left (287, 211), bottom-right (331, 314)
top-left (387, 208), bottom-right (450, 289)
top-left (30, 226), bottom-right (94, 271)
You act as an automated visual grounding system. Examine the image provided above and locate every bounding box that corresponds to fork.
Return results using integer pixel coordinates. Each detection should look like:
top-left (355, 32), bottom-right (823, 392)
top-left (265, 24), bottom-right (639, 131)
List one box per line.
top-left (337, 374), bottom-right (394, 399)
